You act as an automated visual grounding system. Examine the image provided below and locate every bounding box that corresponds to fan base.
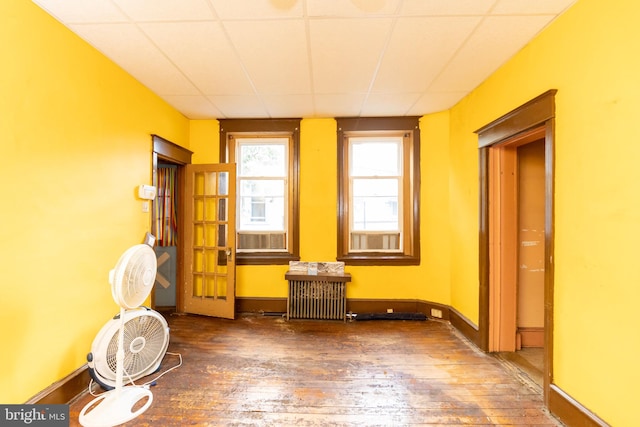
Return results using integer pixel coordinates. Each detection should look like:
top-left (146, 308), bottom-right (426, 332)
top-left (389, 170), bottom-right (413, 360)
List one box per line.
top-left (79, 386), bottom-right (153, 427)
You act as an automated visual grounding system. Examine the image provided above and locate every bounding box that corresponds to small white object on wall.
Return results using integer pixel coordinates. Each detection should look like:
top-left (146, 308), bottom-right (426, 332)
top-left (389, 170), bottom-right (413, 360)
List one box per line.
top-left (138, 184), bottom-right (157, 200)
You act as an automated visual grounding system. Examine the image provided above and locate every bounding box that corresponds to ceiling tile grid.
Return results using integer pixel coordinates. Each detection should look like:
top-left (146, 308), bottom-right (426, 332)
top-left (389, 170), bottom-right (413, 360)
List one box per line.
top-left (32, 0), bottom-right (577, 119)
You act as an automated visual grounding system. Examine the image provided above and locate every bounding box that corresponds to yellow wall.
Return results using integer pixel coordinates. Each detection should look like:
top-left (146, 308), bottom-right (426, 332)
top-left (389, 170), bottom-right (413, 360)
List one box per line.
top-left (190, 120), bottom-right (219, 164)
top-left (447, 0), bottom-right (640, 424)
top-left (232, 115), bottom-right (452, 304)
top-left (4, 0), bottom-right (636, 423)
top-left (0, 0), bottom-right (189, 403)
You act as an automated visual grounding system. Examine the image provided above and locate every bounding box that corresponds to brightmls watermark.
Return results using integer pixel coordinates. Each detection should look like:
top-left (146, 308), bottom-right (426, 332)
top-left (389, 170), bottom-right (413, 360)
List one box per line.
top-left (0, 405), bottom-right (68, 426)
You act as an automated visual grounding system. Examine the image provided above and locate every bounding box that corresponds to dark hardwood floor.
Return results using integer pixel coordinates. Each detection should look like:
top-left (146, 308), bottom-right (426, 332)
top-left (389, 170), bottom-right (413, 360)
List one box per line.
top-left (70, 313), bottom-right (562, 426)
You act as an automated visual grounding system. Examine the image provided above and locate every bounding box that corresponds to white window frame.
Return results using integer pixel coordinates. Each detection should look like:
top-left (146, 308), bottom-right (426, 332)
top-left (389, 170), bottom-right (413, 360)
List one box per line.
top-left (235, 137), bottom-right (289, 253)
top-left (348, 135), bottom-right (404, 253)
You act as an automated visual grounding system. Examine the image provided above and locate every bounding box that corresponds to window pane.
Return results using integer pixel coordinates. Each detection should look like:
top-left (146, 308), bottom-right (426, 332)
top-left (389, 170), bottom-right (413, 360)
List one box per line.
top-left (351, 139), bottom-right (400, 176)
top-left (239, 180), bottom-right (285, 231)
top-left (352, 178), bottom-right (399, 231)
top-left (238, 141), bottom-right (286, 177)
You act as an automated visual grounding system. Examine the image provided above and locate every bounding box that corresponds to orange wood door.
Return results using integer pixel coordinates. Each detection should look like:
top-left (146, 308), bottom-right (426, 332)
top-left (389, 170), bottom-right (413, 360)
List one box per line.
top-left (182, 164), bottom-right (236, 319)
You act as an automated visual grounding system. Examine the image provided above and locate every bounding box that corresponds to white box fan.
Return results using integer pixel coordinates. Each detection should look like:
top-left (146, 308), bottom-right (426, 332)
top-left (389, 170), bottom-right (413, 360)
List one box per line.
top-left (80, 241), bottom-right (170, 427)
top-left (87, 307), bottom-right (169, 390)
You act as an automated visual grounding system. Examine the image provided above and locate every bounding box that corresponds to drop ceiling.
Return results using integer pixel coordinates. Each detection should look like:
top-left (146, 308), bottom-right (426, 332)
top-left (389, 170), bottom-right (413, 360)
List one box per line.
top-left (32, 0), bottom-right (576, 120)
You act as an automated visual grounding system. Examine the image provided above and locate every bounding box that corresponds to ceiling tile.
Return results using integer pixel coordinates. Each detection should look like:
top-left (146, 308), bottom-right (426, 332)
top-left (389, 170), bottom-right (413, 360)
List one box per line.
top-left (309, 18), bottom-right (393, 94)
top-left (140, 21), bottom-right (255, 95)
top-left (111, 0), bottom-right (216, 22)
top-left (407, 91), bottom-right (467, 115)
top-left (491, 0), bottom-right (577, 15)
top-left (429, 15), bottom-right (555, 92)
top-left (32, 0), bottom-right (127, 23)
top-left (161, 95), bottom-right (224, 119)
top-left (262, 94), bottom-right (315, 118)
top-left (223, 20), bottom-right (311, 94)
top-left (306, 0), bottom-right (401, 17)
top-left (372, 16), bottom-right (481, 93)
top-left (31, 0), bottom-right (579, 119)
top-left (361, 92), bottom-right (422, 116)
top-left (208, 94), bottom-right (269, 118)
top-left (400, 0), bottom-right (495, 16)
top-left (314, 93), bottom-right (366, 117)
top-left (69, 23), bottom-right (200, 96)
top-left (209, 0), bottom-right (303, 19)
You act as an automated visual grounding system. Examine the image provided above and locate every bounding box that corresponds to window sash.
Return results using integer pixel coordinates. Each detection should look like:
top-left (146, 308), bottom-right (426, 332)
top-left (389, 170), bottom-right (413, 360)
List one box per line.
top-left (336, 117), bottom-right (420, 265)
top-left (348, 139), bottom-right (403, 252)
top-left (236, 139), bottom-right (289, 252)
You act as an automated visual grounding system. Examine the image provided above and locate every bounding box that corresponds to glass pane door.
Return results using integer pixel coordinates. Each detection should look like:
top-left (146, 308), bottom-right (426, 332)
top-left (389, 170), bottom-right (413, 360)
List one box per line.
top-left (183, 164), bottom-right (236, 319)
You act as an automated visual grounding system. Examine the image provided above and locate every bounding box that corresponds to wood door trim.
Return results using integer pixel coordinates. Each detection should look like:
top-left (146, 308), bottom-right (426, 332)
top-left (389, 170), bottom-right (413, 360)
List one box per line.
top-left (152, 134), bottom-right (193, 164)
top-left (476, 90), bottom-right (556, 406)
top-left (475, 90), bottom-right (557, 148)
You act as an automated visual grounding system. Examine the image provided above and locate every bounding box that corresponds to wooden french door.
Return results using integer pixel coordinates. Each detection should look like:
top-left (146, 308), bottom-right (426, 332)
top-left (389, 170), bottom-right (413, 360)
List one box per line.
top-left (182, 164), bottom-right (236, 319)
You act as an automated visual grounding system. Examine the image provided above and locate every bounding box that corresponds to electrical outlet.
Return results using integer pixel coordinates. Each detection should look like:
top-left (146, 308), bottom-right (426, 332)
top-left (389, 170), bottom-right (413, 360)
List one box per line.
top-left (430, 308), bottom-right (443, 318)
top-left (386, 308), bottom-right (394, 313)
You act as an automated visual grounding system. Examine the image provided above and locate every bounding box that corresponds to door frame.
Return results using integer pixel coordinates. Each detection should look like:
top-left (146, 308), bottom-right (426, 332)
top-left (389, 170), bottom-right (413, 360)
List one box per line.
top-left (476, 90), bottom-right (556, 404)
top-left (151, 135), bottom-right (193, 311)
top-left (488, 127), bottom-right (546, 352)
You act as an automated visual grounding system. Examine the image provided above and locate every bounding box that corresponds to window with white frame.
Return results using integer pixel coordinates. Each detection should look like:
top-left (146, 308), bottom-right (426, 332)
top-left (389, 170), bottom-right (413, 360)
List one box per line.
top-left (220, 119), bottom-right (300, 265)
top-left (349, 136), bottom-right (403, 252)
top-left (337, 117), bottom-right (420, 265)
top-left (236, 138), bottom-right (287, 251)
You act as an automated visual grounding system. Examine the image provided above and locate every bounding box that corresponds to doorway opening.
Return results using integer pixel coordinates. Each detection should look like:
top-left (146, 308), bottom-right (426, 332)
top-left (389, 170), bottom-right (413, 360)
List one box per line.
top-left (476, 90), bottom-right (556, 404)
top-left (154, 162), bottom-right (179, 310)
top-left (489, 130), bottom-right (546, 387)
top-left (151, 135), bottom-right (192, 314)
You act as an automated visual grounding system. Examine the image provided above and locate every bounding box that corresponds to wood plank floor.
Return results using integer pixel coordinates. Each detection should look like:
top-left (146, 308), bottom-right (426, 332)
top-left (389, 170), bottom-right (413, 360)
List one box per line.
top-left (69, 313), bottom-right (562, 426)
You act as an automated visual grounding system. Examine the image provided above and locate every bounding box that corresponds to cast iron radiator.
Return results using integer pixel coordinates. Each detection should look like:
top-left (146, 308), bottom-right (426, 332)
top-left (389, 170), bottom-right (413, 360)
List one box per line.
top-left (285, 272), bottom-right (351, 321)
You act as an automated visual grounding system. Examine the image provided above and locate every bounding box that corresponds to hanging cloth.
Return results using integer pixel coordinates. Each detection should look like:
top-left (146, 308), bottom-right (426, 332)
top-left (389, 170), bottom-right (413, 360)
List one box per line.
top-left (156, 166), bottom-right (178, 246)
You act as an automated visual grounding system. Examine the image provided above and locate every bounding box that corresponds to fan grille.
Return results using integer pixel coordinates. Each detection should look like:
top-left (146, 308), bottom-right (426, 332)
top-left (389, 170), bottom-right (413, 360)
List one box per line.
top-left (105, 314), bottom-right (167, 378)
top-left (112, 245), bottom-right (157, 308)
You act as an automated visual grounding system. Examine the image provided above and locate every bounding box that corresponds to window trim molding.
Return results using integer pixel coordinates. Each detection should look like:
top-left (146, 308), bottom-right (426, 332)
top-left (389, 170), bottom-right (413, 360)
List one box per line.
top-left (220, 119), bottom-right (301, 265)
top-left (336, 117), bottom-right (421, 266)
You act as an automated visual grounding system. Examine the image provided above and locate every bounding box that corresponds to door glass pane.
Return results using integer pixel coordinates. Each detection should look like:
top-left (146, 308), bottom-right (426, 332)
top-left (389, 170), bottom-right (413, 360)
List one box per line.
top-left (204, 198), bottom-right (217, 221)
top-left (194, 224), bottom-right (204, 246)
top-left (194, 198), bottom-right (204, 221)
top-left (217, 276), bottom-right (227, 299)
top-left (192, 275), bottom-right (203, 297)
top-left (204, 172), bottom-right (217, 195)
top-left (205, 224), bottom-right (217, 247)
top-left (194, 172), bottom-right (205, 196)
top-left (218, 198), bottom-right (227, 222)
top-left (216, 249), bottom-right (228, 273)
top-left (204, 275), bottom-right (216, 298)
top-left (219, 172), bottom-right (229, 196)
top-left (193, 250), bottom-right (203, 273)
top-left (218, 224), bottom-right (227, 247)
top-left (205, 249), bottom-right (216, 272)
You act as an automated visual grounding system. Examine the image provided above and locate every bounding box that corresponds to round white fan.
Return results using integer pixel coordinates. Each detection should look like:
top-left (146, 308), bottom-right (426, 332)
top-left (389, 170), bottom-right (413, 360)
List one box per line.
top-left (80, 243), bottom-right (162, 427)
top-left (87, 307), bottom-right (169, 390)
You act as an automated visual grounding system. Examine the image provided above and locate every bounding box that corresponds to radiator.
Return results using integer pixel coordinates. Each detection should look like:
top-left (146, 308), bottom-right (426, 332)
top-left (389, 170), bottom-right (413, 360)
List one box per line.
top-left (287, 279), bottom-right (347, 321)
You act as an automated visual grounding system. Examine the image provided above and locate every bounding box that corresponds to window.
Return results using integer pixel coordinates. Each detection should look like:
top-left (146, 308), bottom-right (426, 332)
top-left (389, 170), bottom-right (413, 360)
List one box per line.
top-left (220, 119), bottom-right (300, 265)
top-left (337, 117), bottom-right (420, 265)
